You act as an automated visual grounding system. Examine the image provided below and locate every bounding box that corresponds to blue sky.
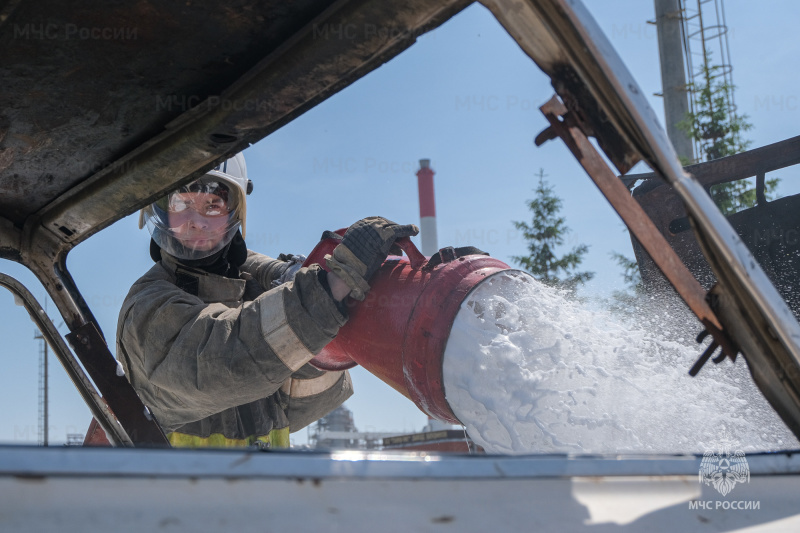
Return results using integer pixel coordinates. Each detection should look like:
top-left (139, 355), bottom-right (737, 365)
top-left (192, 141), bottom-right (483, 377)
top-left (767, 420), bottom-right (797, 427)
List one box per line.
top-left (2, 0), bottom-right (799, 445)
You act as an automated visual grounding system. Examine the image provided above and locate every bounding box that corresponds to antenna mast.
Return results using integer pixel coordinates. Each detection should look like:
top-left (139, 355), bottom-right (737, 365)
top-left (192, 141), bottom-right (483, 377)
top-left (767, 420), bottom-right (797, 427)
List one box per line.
top-left (34, 299), bottom-right (49, 446)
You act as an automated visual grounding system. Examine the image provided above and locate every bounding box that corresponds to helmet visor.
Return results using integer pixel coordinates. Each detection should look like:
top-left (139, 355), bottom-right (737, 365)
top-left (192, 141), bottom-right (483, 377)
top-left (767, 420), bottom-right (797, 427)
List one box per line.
top-left (143, 176), bottom-right (244, 261)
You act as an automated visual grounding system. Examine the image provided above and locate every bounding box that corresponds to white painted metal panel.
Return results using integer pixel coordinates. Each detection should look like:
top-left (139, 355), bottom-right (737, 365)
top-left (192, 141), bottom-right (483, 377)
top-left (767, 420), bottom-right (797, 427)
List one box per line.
top-left (1, 447), bottom-right (798, 532)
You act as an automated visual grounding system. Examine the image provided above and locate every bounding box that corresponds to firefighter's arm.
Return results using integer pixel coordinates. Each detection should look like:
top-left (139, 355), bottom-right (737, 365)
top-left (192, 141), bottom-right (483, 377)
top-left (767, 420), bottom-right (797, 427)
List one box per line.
top-left (119, 264), bottom-right (347, 428)
top-left (279, 364), bottom-right (354, 432)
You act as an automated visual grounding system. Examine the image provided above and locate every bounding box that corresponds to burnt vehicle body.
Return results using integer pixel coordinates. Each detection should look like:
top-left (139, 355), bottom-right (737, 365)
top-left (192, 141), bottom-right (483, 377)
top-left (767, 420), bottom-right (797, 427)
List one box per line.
top-left (631, 135), bottom-right (800, 319)
top-left (1, 0), bottom-right (800, 530)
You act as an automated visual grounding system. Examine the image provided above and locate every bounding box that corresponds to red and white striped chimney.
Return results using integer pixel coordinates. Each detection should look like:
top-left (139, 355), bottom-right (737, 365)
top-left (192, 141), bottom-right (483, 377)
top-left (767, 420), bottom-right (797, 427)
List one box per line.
top-left (415, 159), bottom-right (438, 256)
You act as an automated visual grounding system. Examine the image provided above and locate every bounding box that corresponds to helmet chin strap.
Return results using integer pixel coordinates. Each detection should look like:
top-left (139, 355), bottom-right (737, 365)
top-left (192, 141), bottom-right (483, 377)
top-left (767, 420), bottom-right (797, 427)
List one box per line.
top-left (150, 230), bottom-right (248, 279)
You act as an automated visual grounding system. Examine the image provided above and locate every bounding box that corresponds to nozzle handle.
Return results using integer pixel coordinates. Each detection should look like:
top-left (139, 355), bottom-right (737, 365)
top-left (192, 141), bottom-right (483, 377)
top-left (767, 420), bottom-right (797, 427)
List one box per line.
top-left (304, 231), bottom-right (428, 270)
top-left (302, 229), bottom-right (345, 269)
top-left (393, 237), bottom-right (427, 269)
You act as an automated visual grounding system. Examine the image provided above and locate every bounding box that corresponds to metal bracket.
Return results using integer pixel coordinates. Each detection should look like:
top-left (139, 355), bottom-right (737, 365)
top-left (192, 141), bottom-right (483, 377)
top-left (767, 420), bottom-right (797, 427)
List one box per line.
top-left (536, 94), bottom-right (738, 371)
top-left (66, 322), bottom-right (169, 447)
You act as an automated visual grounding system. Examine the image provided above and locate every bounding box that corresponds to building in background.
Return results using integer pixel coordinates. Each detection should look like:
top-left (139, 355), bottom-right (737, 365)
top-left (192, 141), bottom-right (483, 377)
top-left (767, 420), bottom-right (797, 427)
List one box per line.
top-left (308, 405), bottom-right (400, 450)
top-left (382, 428), bottom-right (483, 453)
top-left (308, 404), bottom-right (482, 453)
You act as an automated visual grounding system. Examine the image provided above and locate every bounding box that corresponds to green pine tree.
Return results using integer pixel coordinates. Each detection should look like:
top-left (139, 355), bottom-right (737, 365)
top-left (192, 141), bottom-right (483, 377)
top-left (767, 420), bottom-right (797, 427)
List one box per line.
top-left (608, 249), bottom-right (644, 313)
top-left (512, 169), bottom-right (594, 293)
top-left (611, 251), bottom-right (642, 293)
top-left (678, 52), bottom-right (779, 216)
top-left (708, 175), bottom-right (780, 217)
top-left (678, 53), bottom-right (752, 162)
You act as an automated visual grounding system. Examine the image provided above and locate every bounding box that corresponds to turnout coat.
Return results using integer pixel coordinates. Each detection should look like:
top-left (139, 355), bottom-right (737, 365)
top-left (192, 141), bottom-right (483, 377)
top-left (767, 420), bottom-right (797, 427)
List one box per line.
top-left (116, 250), bottom-right (353, 447)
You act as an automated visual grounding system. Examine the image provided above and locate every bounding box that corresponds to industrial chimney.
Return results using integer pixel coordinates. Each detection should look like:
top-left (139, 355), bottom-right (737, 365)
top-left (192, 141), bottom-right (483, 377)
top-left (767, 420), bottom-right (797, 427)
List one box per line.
top-left (415, 159), bottom-right (438, 256)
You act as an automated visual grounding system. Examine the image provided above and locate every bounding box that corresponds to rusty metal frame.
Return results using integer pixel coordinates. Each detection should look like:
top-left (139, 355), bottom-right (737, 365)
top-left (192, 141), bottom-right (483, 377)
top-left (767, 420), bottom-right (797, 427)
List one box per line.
top-left (630, 135), bottom-right (800, 190)
top-left (481, 0), bottom-right (800, 439)
top-left (628, 136), bottom-right (800, 319)
top-left (536, 95), bottom-right (736, 362)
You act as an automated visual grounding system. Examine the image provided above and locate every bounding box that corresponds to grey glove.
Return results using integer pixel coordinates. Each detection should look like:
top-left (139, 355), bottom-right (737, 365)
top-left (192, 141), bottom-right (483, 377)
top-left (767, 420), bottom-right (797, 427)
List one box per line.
top-left (325, 217), bottom-right (419, 301)
top-left (270, 254), bottom-right (307, 288)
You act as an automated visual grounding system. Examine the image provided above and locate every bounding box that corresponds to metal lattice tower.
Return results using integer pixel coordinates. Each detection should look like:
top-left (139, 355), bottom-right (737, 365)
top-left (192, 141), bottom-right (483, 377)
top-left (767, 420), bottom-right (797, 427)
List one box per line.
top-left (34, 326), bottom-right (48, 446)
top-left (679, 0), bottom-right (738, 161)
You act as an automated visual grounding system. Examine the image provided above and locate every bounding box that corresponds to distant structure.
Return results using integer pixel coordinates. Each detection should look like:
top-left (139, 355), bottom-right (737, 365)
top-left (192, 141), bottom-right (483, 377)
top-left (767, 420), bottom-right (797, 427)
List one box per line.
top-left (308, 404), bottom-right (400, 450)
top-left (34, 325), bottom-right (48, 447)
top-left (653, 0), bottom-right (738, 163)
top-left (415, 159), bottom-right (438, 256)
top-left (679, 0), bottom-right (738, 161)
top-left (382, 428), bottom-right (483, 454)
top-left (65, 434), bottom-right (84, 446)
top-left (653, 0), bottom-right (694, 161)
top-left (309, 406), bottom-right (481, 453)
top-left (309, 405), bottom-right (358, 449)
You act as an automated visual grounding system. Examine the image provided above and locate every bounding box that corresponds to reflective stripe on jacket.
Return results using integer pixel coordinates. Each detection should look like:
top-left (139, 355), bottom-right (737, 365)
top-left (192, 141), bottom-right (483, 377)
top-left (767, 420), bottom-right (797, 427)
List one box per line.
top-left (116, 250), bottom-right (353, 446)
top-left (167, 427), bottom-right (290, 448)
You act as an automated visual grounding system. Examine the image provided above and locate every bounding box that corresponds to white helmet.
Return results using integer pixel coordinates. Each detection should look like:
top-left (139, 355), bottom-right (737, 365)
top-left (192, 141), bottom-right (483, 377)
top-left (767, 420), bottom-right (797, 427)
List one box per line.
top-left (139, 153), bottom-right (251, 261)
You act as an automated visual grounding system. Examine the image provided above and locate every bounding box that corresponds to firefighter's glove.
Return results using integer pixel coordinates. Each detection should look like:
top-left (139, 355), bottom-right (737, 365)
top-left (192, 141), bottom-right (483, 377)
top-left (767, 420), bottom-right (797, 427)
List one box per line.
top-left (325, 217), bottom-right (419, 301)
top-left (270, 254), bottom-right (307, 288)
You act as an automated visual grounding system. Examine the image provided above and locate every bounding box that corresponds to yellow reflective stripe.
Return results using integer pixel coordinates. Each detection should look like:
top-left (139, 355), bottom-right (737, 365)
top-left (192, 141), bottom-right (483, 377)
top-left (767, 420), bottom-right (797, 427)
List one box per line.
top-left (258, 289), bottom-right (314, 371)
top-left (167, 427), bottom-right (291, 449)
top-left (270, 426), bottom-right (291, 448)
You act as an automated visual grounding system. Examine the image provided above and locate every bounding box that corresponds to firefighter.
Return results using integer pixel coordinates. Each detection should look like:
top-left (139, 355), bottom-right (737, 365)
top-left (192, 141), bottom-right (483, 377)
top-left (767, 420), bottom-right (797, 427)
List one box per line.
top-left (117, 153), bottom-right (418, 447)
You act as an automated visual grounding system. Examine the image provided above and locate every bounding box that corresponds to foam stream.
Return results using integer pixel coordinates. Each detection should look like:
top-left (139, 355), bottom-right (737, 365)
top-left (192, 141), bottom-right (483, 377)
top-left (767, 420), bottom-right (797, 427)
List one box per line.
top-left (442, 270), bottom-right (799, 454)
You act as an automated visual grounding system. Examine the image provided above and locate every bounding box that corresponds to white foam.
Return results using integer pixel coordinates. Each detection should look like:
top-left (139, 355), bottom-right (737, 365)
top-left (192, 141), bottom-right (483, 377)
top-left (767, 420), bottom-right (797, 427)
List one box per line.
top-left (442, 270), bottom-right (799, 454)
